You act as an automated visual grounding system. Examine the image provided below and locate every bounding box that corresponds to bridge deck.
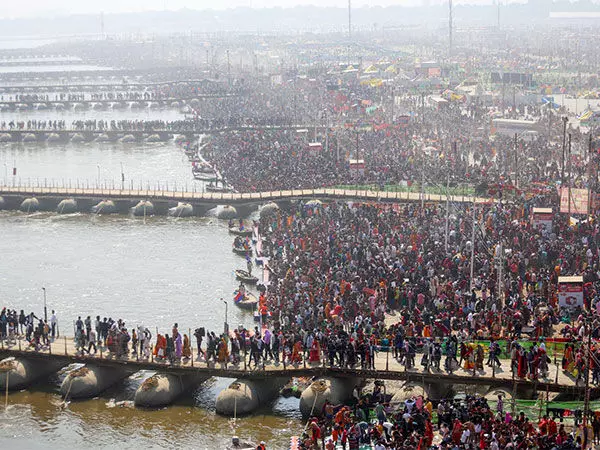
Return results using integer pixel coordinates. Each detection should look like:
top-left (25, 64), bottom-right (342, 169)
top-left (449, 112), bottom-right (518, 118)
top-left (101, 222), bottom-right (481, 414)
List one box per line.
top-left (0, 94), bottom-right (240, 105)
top-left (0, 80), bottom-right (231, 92)
top-left (0, 336), bottom-right (586, 394)
top-left (0, 185), bottom-right (490, 205)
top-left (0, 125), bottom-right (322, 136)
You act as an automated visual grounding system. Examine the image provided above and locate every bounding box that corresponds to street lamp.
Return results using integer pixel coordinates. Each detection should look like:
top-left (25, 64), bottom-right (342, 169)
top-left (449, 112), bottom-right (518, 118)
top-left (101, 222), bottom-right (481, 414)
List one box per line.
top-left (223, 298), bottom-right (229, 335)
top-left (97, 164), bottom-right (100, 187)
top-left (42, 287), bottom-right (47, 323)
top-left (120, 162), bottom-right (125, 190)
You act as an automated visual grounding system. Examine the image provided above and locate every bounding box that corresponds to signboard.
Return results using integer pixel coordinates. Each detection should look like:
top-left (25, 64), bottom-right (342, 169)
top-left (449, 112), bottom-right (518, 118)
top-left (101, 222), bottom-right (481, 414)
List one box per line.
top-left (307, 142), bottom-right (322, 154)
top-left (532, 207), bottom-right (553, 232)
top-left (349, 159), bottom-right (365, 176)
top-left (397, 115), bottom-right (410, 127)
top-left (560, 187), bottom-right (589, 215)
top-left (558, 276), bottom-right (584, 309)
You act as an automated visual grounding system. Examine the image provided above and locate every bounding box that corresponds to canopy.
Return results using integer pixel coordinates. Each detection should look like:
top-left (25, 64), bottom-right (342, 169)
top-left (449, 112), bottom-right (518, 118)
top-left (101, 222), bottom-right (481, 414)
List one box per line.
top-left (364, 65), bottom-right (379, 74)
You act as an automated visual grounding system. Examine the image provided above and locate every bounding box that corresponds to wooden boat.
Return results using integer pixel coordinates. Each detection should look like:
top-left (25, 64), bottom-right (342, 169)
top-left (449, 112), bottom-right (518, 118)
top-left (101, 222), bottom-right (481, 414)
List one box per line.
top-left (232, 245), bottom-right (251, 256)
top-left (193, 172), bottom-right (217, 182)
top-left (228, 226), bottom-right (252, 237)
top-left (192, 163), bottom-right (214, 174)
top-left (234, 269), bottom-right (258, 284)
top-left (233, 291), bottom-right (258, 310)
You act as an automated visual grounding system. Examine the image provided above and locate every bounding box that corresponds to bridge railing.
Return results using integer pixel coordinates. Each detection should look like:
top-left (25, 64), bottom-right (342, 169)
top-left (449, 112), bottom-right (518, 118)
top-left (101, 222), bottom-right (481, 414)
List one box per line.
top-left (0, 124), bottom-right (322, 134)
top-left (0, 179), bottom-right (487, 204)
top-left (0, 177), bottom-right (205, 193)
top-left (0, 334), bottom-right (571, 387)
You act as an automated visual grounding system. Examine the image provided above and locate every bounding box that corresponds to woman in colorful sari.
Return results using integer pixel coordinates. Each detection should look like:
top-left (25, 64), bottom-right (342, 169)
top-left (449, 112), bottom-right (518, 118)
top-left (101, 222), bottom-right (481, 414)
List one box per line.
top-left (463, 344), bottom-right (475, 371)
top-left (153, 333), bottom-right (166, 360)
top-left (563, 344), bottom-right (574, 373)
top-left (291, 340), bottom-right (303, 364)
top-left (174, 332), bottom-right (183, 360)
top-left (517, 346), bottom-right (528, 378)
top-left (217, 337), bottom-right (229, 363)
top-left (182, 334), bottom-right (191, 360)
top-left (309, 338), bottom-right (321, 363)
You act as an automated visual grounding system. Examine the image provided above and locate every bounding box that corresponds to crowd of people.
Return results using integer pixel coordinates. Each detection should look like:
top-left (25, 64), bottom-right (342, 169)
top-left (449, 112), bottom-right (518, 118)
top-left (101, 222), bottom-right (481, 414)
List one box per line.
top-left (298, 392), bottom-right (594, 449)
top-left (0, 118), bottom-right (201, 132)
top-left (0, 307), bottom-right (58, 350)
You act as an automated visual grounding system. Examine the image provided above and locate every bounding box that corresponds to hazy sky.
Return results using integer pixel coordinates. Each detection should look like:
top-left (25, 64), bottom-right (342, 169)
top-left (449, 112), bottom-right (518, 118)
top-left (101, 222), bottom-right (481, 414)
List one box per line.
top-left (2, 0), bottom-right (519, 19)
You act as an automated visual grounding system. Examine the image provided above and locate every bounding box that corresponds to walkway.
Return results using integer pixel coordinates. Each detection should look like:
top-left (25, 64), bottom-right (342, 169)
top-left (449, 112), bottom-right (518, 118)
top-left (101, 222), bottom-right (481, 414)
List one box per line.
top-left (0, 336), bottom-right (586, 395)
top-left (0, 125), bottom-right (322, 141)
top-left (0, 80), bottom-right (235, 93)
top-left (0, 94), bottom-right (239, 107)
top-left (0, 185), bottom-right (491, 205)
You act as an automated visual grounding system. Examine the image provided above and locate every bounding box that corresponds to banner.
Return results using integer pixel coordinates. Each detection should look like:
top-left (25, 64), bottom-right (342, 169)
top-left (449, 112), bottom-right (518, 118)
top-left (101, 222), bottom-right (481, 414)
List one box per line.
top-left (558, 282), bottom-right (584, 308)
top-left (559, 187), bottom-right (589, 215)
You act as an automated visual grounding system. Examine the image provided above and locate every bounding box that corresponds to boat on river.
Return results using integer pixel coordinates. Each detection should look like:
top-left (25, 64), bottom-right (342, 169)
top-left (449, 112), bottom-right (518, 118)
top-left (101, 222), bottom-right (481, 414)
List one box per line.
top-left (233, 291), bottom-right (258, 310)
top-left (193, 171), bottom-right (217, 182)
top-left (228, 226), bottom-right (252, 237)
top-left (232, 245), bottom-right (251, 256)
top-left (234, 269), bottom-right (258, 284)
top-left (192, 163), bottom-right (214, 174)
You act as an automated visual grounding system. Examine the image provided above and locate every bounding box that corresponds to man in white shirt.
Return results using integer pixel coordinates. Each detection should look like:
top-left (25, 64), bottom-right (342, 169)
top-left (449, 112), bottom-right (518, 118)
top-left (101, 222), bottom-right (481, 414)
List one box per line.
top-left (460, 427), bottom-right (471, 444)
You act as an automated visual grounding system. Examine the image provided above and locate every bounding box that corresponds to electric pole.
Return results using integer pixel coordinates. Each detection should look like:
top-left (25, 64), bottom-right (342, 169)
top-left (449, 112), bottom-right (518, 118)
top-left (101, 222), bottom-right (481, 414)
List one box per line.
top-left (514, 133), bottom-right (518, 189)
top-left (449, 0), bottom-right (453, 56)
top-left (561, 116), bottom-right (568, 184)
top-left (348, 0), bottom-right (352, 40)
top-left (497, 0), bottom-right (500, 28)
top-left (227, 50), bottom-right (231, 86)
top-left (469, 202), bottom-right (477, 291)
top-left (100, 12), bottom-right (105, 39)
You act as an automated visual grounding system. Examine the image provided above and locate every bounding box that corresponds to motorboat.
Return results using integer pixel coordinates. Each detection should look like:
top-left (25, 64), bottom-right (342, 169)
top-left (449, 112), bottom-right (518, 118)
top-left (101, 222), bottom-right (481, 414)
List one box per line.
top-left (232, 245), bottom-right (251, 256)
top-left (233, 291), bottom-right (258, 310)
top-left (228, 227), bottom-right (252, 237)
top-left (193, 171), bottom-right (217, 182)
top-left (234, 269), bottom-right (258, 284)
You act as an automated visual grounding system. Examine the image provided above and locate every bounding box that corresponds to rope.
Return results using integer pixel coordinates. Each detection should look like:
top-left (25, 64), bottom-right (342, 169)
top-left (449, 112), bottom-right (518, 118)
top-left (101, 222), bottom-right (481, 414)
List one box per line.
top-left (302, 389), bottom-right (320, 434)
top-left (4, 371), bottom-right (8, 409)
top-left (62, 377), bottom-right (74, 407)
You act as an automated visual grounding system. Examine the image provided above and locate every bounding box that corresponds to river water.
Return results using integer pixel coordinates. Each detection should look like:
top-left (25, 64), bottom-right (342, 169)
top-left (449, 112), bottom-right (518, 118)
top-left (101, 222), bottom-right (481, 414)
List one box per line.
top-left (0, 107), bottom-right (303, 447)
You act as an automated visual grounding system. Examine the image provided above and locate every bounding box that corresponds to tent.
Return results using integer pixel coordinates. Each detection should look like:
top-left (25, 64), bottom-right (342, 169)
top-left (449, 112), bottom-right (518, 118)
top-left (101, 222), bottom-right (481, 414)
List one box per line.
top-left (364, 65), bottom-right (379, 74)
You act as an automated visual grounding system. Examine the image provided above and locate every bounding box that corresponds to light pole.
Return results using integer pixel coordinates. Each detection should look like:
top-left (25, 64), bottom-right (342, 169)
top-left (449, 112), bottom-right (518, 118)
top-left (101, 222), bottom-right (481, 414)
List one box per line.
top-left (97, 164), bottom-right (100, 187)
top-left (42, 287), bottom-right (47, 323)
top-left (120, 162), bottom-right (125, 190)
top-left (223, 298), bottom-right (228, 335)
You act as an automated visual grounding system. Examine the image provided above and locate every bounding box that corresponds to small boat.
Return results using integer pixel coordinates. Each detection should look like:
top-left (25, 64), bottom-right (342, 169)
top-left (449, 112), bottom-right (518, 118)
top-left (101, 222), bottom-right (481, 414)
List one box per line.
top-left (192, 163), bottom-right (213, 174)
top-left (232, 245), bottom-right (251, 256)
top-left (233, 291), bottom-right (258, 310)
top-left (193, 172), bottom-right (217, 181)
top-left (229, 227), bottom-right (252, 237)
top-left (234, 269), bottom-right (258, 284)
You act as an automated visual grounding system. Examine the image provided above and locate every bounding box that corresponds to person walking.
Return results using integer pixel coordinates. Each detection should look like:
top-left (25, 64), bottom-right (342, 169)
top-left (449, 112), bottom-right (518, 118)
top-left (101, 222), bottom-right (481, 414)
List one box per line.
top-left (50, 310), bottom-right (58, 340)
top-left (87, 328), bottom-right (97, 354)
